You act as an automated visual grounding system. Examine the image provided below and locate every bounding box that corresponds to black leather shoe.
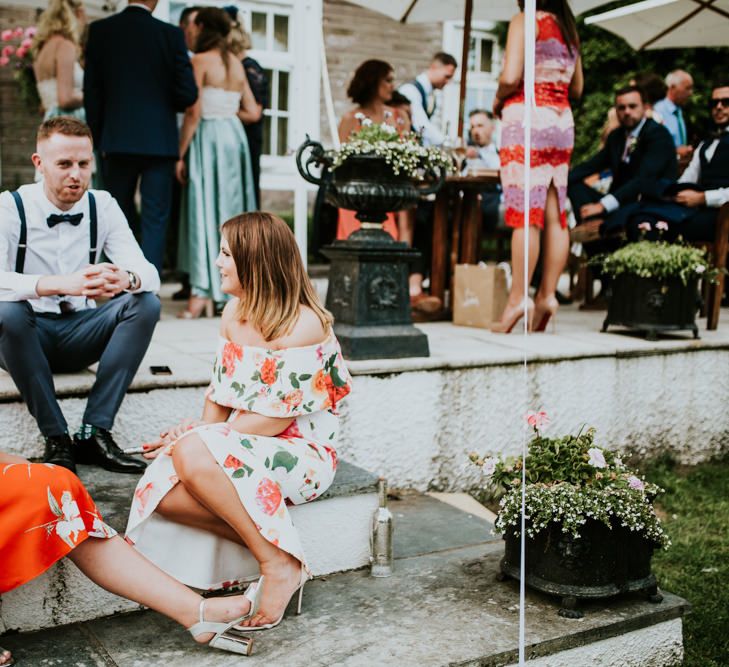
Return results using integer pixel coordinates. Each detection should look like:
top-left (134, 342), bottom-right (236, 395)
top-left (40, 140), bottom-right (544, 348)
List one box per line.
top-left (43, 434), bottom-right (77, 473)
top-left (73, 428), bottom-right (146, 474)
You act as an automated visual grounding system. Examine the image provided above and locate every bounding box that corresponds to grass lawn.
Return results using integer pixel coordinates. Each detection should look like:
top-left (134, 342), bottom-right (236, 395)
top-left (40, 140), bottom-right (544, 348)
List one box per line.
top-left (643, 454), bottom-right (729, 667)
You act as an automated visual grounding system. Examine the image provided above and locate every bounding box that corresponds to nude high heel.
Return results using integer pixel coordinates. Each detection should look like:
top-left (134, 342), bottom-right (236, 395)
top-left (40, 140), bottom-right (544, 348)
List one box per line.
top-left (242, 565), bottom-right (310, 632)
top-left (177, 296), bottom-right (214, 320)
top-left (186, 587), bottom-right (259, 656)
top-left (533, 297), bottom-right (559, 333)
top-left (491, 298), bottom-right (535, 334)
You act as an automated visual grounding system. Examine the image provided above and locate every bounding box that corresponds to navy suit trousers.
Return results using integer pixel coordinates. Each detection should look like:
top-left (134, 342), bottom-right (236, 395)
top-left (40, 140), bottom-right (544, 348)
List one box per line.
top-left (0, 293), bottom-right (160, 437)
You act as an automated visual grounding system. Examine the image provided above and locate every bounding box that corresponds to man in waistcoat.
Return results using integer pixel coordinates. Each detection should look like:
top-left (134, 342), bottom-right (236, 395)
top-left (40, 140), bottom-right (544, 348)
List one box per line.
top-left (0, 118), bottom-right (160, 474)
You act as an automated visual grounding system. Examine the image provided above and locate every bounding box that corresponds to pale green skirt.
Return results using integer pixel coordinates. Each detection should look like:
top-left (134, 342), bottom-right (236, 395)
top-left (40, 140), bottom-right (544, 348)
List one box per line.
top-left (178, 117), bottom-right (256, 303)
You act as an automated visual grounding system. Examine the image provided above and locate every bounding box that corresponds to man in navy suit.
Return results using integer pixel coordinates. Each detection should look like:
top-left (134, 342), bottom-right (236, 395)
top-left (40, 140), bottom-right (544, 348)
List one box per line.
top-left (84, 0), bottom-right (198, 272)
top-left (568, 85), bottom-right (678, 235)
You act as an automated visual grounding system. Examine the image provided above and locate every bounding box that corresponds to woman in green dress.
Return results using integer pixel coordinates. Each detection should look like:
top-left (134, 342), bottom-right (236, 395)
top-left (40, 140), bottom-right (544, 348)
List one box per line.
top-left (176, 7), bottom-right (260, 319)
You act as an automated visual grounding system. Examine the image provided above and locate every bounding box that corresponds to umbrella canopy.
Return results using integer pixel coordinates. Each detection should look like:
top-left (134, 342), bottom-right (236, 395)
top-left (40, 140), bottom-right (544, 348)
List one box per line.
top-left (344, 0), bottom-right (616, 22)
top-left (584, 0), bottom-right (729, 50)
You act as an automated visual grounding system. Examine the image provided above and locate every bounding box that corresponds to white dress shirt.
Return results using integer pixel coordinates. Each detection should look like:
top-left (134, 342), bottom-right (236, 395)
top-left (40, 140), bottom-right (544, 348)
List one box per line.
top-left (679, 126), bottom-right (729, 208)
top-left (399, 73), bottom-right (445, 147)
top-left (0, 182), bottom-right (160, 313)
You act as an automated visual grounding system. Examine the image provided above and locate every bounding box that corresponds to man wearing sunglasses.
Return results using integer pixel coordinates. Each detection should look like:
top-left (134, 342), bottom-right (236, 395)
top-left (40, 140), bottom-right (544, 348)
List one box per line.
top-left (627, 84), bottom-right (729, 243)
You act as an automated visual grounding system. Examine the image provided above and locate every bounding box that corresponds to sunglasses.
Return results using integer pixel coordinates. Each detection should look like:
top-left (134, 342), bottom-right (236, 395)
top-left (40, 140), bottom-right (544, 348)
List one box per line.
top-left (710, 98), bottom-right (729, 108)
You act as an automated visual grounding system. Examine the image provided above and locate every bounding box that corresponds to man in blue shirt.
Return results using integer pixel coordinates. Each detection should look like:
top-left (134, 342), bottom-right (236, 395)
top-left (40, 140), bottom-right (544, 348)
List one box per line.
top-left (654, 70), bottom-right (694, 163)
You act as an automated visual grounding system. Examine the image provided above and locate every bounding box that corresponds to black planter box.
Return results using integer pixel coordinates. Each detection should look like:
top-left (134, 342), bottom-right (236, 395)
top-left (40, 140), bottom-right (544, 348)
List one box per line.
top-left (500, 519), bottom-right (662, 617)
top-left (602, 273), bottom-right (700, 340)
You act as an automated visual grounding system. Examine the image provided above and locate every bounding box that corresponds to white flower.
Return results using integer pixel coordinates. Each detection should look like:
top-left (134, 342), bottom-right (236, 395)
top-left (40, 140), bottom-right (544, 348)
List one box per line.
top-left (695, 265), bottom-right (706, 274)
top-left (55, 491), bottom-right (85, 547)
top-left (354, 112), bottom-right (365, 120)
top-left (587, 447), bottom-right (607, 468)
top-left (88, 516), bottom-right (117, 539)
top-left (361, 118), bottom-right (373, 127)
top-left (482, 457), bottom-right (497, 476)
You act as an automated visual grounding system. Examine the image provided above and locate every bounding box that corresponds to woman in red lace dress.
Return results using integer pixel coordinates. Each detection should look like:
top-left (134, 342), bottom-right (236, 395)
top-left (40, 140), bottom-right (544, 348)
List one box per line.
top-left (492, 0), bottom-right (583, 333)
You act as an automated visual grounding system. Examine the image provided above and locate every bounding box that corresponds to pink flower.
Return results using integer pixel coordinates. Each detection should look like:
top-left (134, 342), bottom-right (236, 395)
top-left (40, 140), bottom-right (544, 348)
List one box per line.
top-left (1, 30), bottom-right (13, 42)
top-left (15, 46), bottom-right (27, 59)
top-left (1, 45), bottom-right (14, 57)
top-left (255, 478), bottom-right (283, 516)
top-left (482, 457), bottom-right (497, 476)
top-left (134, 482), bottom-right (155, 515)
top-left (587, 447), bottom-right (607, 469)
top-left (13, 27), bottom-right (24, 39)
top-left (20, 37), bottom-right (32, 49)
top-left (24, 26), bottom-right (37, 39)
top-left (627, 475), bottom-right (645, 491)
top-left (0, 56), bottom-right (9, 67)
top-left (655, 221), bottom-right (669, 231)
top-left (526, 410), bottom-right (549, 430)
top-left (638, 222), bottom-right (651, 232)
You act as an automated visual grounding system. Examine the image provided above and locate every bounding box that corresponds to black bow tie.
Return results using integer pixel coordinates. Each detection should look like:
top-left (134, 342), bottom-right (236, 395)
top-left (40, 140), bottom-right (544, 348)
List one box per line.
top-left (47, 212), bottom-right (83, 228)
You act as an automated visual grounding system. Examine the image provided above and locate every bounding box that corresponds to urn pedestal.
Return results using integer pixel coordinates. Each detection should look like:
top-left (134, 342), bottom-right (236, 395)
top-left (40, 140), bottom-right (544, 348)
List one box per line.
top-left (297, 137), bottom-right (444, 360)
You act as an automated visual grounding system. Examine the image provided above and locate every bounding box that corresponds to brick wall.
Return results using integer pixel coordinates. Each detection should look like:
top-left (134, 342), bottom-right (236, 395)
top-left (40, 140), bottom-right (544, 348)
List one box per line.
top-left (0, 6), bottom-right (42, 189)
top-left (322, 0), bottom-right (442, 138)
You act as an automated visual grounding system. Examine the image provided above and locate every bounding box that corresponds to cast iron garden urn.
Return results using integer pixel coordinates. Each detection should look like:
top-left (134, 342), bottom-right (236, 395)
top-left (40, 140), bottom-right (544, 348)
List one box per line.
top-left (296, 136), bottom-right (445, 360)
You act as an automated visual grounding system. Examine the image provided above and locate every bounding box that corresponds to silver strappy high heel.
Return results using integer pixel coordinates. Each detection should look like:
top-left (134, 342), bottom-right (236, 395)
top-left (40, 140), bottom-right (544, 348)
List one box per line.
top-left (243, 565), bottom-right (310, 632)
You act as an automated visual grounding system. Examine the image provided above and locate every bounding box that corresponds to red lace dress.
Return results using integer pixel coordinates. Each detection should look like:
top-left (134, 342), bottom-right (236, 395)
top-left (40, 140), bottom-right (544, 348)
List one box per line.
top-left (500, 11), bottom-right (578, 229)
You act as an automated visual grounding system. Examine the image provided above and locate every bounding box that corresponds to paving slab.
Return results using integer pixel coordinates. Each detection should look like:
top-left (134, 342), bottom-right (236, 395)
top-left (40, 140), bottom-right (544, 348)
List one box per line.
top-left (1, 542), bottom-right (688, 667)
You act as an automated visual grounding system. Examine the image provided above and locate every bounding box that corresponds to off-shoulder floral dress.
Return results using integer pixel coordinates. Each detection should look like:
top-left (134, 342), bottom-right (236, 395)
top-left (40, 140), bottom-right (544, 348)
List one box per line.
top-left (125, 333), bottom-right (352, 591)
top-left (0, 462), bottom-right (116, 594)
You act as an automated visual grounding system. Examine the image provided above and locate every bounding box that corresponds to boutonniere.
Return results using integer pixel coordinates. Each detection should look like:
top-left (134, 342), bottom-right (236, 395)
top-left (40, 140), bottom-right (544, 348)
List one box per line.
top-left (627, 136), bottom-right (639, 156)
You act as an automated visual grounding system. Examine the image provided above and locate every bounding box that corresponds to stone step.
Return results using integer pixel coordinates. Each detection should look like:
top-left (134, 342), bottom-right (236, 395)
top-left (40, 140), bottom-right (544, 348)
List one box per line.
top-left (0, 497), bottom-right (688, 667)
top-left (0, 461), bottom-right (378, 634)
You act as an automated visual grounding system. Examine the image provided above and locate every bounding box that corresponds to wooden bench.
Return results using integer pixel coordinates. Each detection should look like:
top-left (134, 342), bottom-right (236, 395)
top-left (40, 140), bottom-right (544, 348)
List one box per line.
top-left (569, 202), bottom-right (729, 329)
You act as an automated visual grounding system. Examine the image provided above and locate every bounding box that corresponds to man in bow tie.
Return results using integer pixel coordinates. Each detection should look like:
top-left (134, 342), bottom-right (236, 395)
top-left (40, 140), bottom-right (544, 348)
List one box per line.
top-left (0, 117), bottom-right (161, 475)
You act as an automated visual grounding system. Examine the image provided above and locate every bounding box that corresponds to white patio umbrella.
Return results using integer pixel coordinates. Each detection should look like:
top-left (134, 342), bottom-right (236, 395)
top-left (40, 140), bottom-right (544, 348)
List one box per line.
top-left (584, 0), bottom-right (729, 50)
top-left (346, 0), bottom-right (617, 135)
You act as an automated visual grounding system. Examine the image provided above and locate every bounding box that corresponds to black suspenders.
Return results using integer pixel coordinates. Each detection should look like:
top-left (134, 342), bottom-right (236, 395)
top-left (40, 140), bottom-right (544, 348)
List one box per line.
top-left (10, 191), bottom-right (98, 273)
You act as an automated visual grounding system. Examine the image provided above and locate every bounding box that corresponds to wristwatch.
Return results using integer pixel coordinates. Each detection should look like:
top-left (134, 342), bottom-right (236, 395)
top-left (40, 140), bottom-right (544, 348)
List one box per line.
top-left (127, 271), bottom-right (140, 291)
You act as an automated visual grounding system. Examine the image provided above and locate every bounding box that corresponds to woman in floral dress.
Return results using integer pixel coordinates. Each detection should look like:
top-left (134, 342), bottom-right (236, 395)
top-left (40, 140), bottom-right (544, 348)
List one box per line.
top-left (127, 212), bottom-right (352, 631)
top-left (0, 451), bottom-right (261, 657)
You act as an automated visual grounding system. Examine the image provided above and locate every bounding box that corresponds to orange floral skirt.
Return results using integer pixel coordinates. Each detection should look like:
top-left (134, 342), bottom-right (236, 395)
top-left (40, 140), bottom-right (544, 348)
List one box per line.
top-left (0, 462), bottom-right (116, 594)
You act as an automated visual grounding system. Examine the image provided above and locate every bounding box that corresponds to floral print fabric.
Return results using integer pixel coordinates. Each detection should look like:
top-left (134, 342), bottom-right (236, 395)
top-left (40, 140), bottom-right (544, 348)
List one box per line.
top-left (125, 333), bottom-right (352, 590)
top-left (0, 462), bottom-right (116, 594)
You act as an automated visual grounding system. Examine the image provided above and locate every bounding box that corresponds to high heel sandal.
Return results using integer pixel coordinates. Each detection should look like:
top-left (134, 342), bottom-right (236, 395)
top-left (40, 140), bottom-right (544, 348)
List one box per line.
top-left (242, 565), bottom-right (310, 632)
top-left (491, 299), bottom-right (534, 334)
top-left (186, 587), bottom-right (259, 656)
top-left (177, 296), bottom-right (214, 320)
top-left (533, 297), bottom-right (559, 333)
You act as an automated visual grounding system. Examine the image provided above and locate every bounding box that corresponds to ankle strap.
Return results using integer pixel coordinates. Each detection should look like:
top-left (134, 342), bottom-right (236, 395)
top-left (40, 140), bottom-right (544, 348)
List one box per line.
top-left (198, 599), bottom-right (206, 624)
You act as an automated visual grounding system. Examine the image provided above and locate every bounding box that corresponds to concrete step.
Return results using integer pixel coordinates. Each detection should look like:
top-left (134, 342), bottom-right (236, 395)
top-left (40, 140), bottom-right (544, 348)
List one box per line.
top-left (0, 495), bottom-right (688, 666)
top-left (0, 461), bottom-right (378, 634)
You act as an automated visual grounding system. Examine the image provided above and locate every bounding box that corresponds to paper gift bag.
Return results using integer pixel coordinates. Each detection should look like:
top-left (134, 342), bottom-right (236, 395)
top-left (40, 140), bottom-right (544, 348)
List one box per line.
top-left (453, 263), bottom-right (508, 329)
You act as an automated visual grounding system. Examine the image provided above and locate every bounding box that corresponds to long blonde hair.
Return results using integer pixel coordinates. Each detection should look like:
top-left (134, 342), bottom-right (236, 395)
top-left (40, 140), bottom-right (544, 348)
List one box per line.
top-left (222, 212), bottom-right (333, 342)
top-left (33, 0), bottom-right (83, 52)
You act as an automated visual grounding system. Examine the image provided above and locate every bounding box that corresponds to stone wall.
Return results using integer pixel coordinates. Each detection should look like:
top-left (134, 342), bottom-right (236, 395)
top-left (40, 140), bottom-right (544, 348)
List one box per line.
top-left (0, 5), bottom-right (41, 189)
top-left (322, 0), bottom-right (442, 138)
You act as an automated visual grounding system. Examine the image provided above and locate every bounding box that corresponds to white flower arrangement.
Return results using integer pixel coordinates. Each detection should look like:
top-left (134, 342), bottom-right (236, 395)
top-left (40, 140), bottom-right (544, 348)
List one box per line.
top-left (470, 421), bottom-right (670, 549)
top-left (330, 118), bottom-right (453, 180)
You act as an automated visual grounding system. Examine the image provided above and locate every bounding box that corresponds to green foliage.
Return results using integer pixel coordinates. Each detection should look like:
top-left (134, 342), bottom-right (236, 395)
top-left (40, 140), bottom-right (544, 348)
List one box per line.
top-left (471, 425), bottom-right (669, 547)
top-left (591, 240), bottom-right (712, 284)
top-left (643, 455), bottom-right (729, 666)
top-left (329, 119), bottom-right (454, 179)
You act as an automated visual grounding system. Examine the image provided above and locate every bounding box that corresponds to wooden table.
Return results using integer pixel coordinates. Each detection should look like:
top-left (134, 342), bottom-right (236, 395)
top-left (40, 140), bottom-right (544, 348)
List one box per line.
top-left (430, 171), bottom-right (501, 306)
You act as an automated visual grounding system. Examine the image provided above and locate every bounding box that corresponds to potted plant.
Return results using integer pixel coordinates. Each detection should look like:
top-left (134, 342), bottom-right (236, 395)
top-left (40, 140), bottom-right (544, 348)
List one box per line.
top-left (471, 413), bottom-right (670, 618)
top-left (590, 231), bottom-right (715, 340)
top-left (1, 25), bottom-right (40, 113)
top-left (296, 117), bottom-right (451, 231)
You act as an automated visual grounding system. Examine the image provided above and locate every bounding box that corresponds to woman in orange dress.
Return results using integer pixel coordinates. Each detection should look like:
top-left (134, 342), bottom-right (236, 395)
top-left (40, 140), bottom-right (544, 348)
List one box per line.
top-left (337, 59), bottom-right (405, 241)
top-left (0, 451), bottom-right (263, 657)
top-left (492, 0), bottom-right (583, 333)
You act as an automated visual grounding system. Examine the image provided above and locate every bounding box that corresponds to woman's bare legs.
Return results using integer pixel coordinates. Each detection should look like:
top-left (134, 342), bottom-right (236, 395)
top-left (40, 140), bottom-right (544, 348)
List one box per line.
top-left (67, 535), bottom-right (251, 643)
top-left (157, 483), bottom-right (244, 545)
top-left (170, 434), bottom-right (303, 629)
top-left (534, 184), bottom-right (569, 330)
top-left (0, 647), bottom-right (11, 665)
top-left (492, 225), bottom-right (540, 332)
top-left (398, 209), bottom-right (415, 247)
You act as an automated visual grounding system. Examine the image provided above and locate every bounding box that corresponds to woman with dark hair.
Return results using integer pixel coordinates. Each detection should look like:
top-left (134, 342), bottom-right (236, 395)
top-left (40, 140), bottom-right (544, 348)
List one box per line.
top-left (492, 0), bottom-right (583, 333)
top-left (176, 7), bottom-right (260, 319)
top-left (336, 59), bottom-right (402, 241)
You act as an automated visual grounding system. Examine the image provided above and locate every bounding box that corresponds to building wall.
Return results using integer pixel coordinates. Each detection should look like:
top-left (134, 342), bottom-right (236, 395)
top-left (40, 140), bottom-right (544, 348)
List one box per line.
top-left (321, 0), bottom-right (442, 142)
top-left (0, 5), bottom-right (42, 189)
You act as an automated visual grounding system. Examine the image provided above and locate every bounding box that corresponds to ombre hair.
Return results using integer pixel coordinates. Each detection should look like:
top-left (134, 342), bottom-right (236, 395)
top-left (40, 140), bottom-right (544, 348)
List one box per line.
top-left (34, 0), bottom-right (83, 52)
top-left (221, 212), bottom-right (333, 342)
